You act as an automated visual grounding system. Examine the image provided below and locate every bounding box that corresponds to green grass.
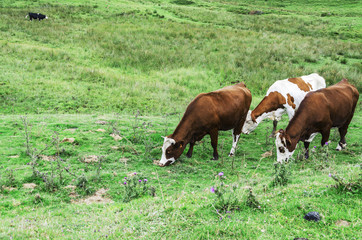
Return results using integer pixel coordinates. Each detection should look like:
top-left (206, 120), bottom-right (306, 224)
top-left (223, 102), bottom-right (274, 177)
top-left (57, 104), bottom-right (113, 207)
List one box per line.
top-left (0, 113), bottom-right (361, 239)
top-left (0, 0), bottom-right (361, 114)
top-left (0, 0), bottom-right (361, 239)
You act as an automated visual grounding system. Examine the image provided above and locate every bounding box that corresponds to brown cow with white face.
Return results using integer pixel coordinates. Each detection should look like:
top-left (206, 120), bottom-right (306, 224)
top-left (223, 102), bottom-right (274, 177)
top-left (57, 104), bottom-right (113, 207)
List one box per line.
top-left (160, 82), bottom-right (252, 167)
top-left (275, 79), bottom-right (359, 163)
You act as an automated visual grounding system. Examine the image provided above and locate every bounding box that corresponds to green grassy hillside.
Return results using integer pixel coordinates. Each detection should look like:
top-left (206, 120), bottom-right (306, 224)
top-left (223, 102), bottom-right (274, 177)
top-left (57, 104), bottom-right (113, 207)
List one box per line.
top-left (0, 1), bottom-right (361, 239)
top-left (0, 0), bottom-right (361, 114)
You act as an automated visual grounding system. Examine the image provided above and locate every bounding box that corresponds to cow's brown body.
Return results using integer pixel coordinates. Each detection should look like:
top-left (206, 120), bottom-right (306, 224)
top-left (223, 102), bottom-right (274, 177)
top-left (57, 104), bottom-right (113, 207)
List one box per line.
top-left (160, 82), bottom-right (252, 166)
top-left (275, 79), bottom-right (359, 162)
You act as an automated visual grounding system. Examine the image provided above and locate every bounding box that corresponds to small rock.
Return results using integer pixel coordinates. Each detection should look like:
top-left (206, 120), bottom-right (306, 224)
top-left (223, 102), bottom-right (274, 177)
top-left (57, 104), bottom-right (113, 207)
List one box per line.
top-left (335, 220), bottom-right (350, 226)
top-left (261, 151), bottom-right (272, 158)
top-left (3, 186), bottom-right (17, 191)
top-left (23, 183), bottom-right (37, 189)
top-left (110, 133), bottom-right (122, 141)
top-left (83, 155), bottom-right (99, 163)
top-left (62, 137), bottom-right (75, 143)
top-left (304, 211), bottom-right (320, 222)
top-left (9, 155), bottom-right (19, 159)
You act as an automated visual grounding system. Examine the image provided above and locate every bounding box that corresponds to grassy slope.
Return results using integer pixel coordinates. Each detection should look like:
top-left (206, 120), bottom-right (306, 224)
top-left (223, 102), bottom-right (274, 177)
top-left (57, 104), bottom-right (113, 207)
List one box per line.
top-left (0, 0), bottom-right (361, 239)
top-left (0, 114), bottom-right (361, 239)
top-left (0, 0), bottom-right (361, 114)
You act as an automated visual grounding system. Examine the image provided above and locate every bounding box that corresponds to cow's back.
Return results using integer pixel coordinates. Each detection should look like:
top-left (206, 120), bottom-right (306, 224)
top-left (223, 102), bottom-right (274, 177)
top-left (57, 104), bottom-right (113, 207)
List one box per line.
top-left (297, 80), bottom-right (358, 127)
top-left (184, 84), bottom-right (251, 130)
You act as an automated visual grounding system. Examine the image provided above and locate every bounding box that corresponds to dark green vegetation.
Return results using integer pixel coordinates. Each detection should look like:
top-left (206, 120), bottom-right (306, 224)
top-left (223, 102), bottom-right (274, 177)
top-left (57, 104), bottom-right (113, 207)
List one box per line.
top-left (0, 0), bottom-right (361, 239)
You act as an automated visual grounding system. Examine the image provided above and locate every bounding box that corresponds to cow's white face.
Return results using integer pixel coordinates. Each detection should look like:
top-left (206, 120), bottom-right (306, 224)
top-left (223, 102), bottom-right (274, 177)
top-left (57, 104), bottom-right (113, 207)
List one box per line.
top-left (275, 131), bottom-right (295, 163)
top-left (242, 110), bottom-right (258, 134)
top-left (160, 137), bottom-right (185, 167)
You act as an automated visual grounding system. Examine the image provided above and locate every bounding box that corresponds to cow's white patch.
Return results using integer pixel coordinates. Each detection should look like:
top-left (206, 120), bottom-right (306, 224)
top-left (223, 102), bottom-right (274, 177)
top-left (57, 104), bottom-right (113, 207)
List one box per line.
top-left (160, 137), bottom-right (176, 165)
top-left (229, 132), bottom-right (240, 156)
top-left (244, 74), bottom-right (326, 134)
top-left (275, 132), bottom-right (295, 163)
top-left (336, 142), bottom-right (346, 151)
top-left (305, 133), bottom-right (318, 142)
top-left (45, 16), bottom-right (48, 19)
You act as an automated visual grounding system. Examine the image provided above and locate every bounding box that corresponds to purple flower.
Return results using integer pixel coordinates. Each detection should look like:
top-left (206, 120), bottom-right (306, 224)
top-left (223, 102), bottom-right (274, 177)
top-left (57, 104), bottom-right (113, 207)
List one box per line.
top-left (210, 187), bottom-right (215, 193)
top-left (123, 182), bottom-right (127, 185)
top-left (313, 146), bottom-right (316, 148)
top-left (218, 172), bottom-right (224, 176)
top-left (328, 173), bottom-right (332, 177)
top-left (138, 180), bottom-right (142, 182)
top-left (124, 177), bottom-right (127, 179)
top-left (325, 142), bottom-right (329, 146)
top-left (133, 172), bottom-right (137, 175)
top-left (144, 179), bottom-right (148, 182)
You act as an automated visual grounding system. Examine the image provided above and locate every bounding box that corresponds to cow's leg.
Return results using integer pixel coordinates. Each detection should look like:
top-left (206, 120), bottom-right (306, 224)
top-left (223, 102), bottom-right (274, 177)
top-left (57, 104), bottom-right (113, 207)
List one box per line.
top-left (209, 129), bottom-right (219, 160)
top-left (336, 126), bottom-right (348, 151)
top-left (229, 128), bottom-right (240, 157)
top-left (186, 142), bottom-right (195, 158)
top-left (269, 120), bottom-right (278, 137)
top-left (321, 129), bottom-right (331, 147)
top-left (303, 141), bottom-right (310, 159)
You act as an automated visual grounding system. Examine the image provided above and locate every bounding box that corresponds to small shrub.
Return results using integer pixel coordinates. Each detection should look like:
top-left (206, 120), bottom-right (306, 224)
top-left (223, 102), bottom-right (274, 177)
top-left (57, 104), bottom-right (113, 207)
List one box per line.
top-left (310, 142), bottom-right (334, 170)
top-left (122, 172), bottom-right (153, 202)
top-left (210, 172), bottom-right (242, 212)
top-left (330, 173), bottom-right (361, 194)
top-left (246, 188), bottom-right (261, 209)
top-left (2, 169), bottom-right (18, 188)
top-left (271, 163), bottom-right (290, 187)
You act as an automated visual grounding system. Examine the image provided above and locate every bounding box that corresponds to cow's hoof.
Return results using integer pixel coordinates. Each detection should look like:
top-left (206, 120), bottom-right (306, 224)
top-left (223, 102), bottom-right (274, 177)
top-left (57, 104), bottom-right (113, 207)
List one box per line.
top-left (186, 153), bottom-right (192, 158)
top-left (211, 157), bottom-right (219, 161)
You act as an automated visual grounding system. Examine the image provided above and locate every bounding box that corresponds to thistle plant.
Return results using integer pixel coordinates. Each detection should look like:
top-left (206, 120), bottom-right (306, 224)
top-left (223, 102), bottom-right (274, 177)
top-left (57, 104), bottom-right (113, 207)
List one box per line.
top-left (271, 163), bottom-right (291, 187)
top-left (310, 142), bottom-right (334, 170)
top-left (122, 172), bottom-right (154, 202)
top-left (210, 172), bottom-right (242, 212)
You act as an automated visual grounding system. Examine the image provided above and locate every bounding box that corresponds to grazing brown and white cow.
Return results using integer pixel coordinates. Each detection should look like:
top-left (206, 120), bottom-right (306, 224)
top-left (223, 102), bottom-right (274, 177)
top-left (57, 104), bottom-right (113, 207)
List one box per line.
top-left (242, 73), bottom-right (326, 135)
top-left (275, 79), bottom-right (359, 163)
top-left (159, 82), bottom-right (252, 167)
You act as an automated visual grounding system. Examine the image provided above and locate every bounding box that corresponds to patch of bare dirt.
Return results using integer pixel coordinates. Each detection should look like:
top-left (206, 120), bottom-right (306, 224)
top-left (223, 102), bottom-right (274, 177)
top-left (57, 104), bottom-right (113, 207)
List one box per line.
top-left (64, 128), bottom-right (77, 133)
top-left (62, 137), bottom-right (75, 143)
top-left (64, 185), bottom-right (78, 198)
top-left (111, 146), bottom-right (120, 150)
top-left (72, 188), bottom-right (113, 204)
top-left (23, 183), bottom-right (37, 189)
top-left (96, 129), bottom-right (106, 132)
top-left (119, 157), bottom-right (129, 163)
top-left (3, 186), bottom-right (17, 191)
top-left (110, 133), bottom-right (122, 141)
top-left (9, 155), bottom-right (19, 159)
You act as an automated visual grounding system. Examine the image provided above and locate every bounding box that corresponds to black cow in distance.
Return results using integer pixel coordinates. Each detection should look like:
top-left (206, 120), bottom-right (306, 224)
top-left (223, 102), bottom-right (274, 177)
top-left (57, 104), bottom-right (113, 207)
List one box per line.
top-left (26, 12), bottom-right (48, 21)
